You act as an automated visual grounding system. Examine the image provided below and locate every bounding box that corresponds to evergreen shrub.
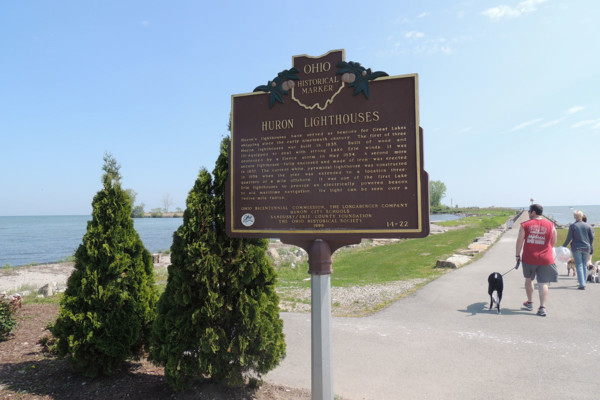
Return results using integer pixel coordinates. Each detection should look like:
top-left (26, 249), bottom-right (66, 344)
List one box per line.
top-left (52, 154), bottom-right (158, 377)
top-left (149, 137), bottom-right (285, 390)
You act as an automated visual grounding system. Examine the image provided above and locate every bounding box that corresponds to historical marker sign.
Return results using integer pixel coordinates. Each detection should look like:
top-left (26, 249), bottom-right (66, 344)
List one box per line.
top-left (227, 49), bottom-right (429, 240)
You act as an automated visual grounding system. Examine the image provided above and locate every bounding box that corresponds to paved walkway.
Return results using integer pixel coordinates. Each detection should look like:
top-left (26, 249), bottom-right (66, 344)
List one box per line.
top-left (265, 213), bottom-right (600, 399)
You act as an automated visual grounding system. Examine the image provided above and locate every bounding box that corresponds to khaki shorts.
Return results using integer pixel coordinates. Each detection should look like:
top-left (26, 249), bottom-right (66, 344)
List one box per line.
top-left (522, 262), bottom-right (558, 284)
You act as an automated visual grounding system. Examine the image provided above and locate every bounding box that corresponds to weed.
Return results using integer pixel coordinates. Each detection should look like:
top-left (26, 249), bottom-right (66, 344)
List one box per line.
top-left (0, 294), bottom-right (21, 339)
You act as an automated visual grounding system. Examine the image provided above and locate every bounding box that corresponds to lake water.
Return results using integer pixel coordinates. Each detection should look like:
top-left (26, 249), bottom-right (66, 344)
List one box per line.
top-left (0, 216), bottom-right (182, 267)
top-left (433, 206), bottom-right (600, 226)
top-left (429, 214), bottom-right (463, 222)
top-left (2, 206), bottom-right (599, 268)
top-left (538, 205), bottom-right (600, 226)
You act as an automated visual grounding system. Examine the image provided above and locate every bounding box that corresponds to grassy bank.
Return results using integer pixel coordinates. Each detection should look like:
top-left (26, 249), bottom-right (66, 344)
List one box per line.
top-left (275, 208), bottom-right (517, 289)
top-left (20, 208), bottom-right (519, 315)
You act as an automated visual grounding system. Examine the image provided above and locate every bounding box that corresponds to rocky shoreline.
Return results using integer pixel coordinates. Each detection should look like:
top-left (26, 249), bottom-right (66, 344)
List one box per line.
top-left (1, 220), bottom-right (513, 315)
top-left (0, 255), bottom-right (171, 299)
top-left (0, 262), bottom-right (76, 297)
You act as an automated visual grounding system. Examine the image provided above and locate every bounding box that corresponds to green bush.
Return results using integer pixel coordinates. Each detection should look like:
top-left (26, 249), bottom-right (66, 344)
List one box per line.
top-left (149, 137), bottom-right (285, 390)
top-left (0, 296), bottom-right (20, 340)
top-left (51, 154), bottom-right (158, 377)
top-left (150, 208), bottom-right (163, 217)
top-left (131, 204), bottom-right (146, 218)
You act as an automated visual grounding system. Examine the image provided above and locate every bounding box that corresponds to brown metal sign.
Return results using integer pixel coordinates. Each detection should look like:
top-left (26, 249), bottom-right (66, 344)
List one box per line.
top-left (227, 49), bottom-right (429, 240)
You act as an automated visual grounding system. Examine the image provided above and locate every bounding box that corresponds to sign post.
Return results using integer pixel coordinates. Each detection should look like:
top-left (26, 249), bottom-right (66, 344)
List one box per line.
top-left (310, 240), bottom-right (333, 400)
top-left (227, 49), bottom-right (429, 399)
top-left (289, 239), bottom-right (358, 400)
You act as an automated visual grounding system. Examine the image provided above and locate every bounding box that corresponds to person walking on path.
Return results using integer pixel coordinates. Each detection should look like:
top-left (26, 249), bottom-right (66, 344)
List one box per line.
top-left (515, 203), bottom-right (558, 317)
top-left (563, 210), bottom-right (595, 290)
top-left (582, 215), bottom-right (594, 267)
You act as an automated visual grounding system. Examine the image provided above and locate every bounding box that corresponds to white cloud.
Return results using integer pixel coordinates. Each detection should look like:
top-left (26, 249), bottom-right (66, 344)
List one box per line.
top-left (540, 119), bottom-right (562, 128)
top-left (414, 40), bottom-right (453, 55)
top-left (593, 121), bottom-right (600, 129)
top-left (567, 106), bottom-right (585, 114)
top-left (511, 118), bottom-right (543, 131)
top-left (140, 20), bottom-right (150, 27)
top-left (417, 12), bottom-right (429, 18)
top-left (393, 16), bottom-right (410, 24)
top-left (412, 36), bottom-right (454, 54)
top-left (518, 0), bottom-right (548, 13)
top-left (482, 0), bottom-right (547, 20)
top-left (393, 30), bottom-right (460, 55)
top-left (483, 5), bottom-right (520, 19)
top-left (405, 31), bottom-right (425, 39)
top-left (537, 107), bottom-right (586, 129)
top-left (571, 119), bottom-right (600, 129)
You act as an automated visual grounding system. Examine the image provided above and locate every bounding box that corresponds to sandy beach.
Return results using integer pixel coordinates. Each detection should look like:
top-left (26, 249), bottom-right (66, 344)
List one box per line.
top-left (0, 224), bottom-right (451, 297)
top-left (0, 255), bottom-right (172, 295)
top-left (0, 262), bottom-right (75, 294)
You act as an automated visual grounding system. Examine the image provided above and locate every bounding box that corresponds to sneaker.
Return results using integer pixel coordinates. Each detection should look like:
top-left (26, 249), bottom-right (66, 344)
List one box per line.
top-left (537, 307), bottom-right (547, 317)
top-left (578, 285), bottom-right (586, 290)
top-left (522, 301), bottom-right (533, 311)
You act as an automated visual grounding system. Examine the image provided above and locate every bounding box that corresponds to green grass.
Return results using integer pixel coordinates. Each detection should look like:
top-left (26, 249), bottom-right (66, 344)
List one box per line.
top-left (56, 255), bottom-right (76, 263)
top-left (556, 227), bottom-right (600, 263)
top-left (22, 292), bottom-right (63, 305)
top-left (154, 266), bottom-right (169, 295)
top-left (436, 208), bottom-right (516, 228)
top-left (15, 284), bottom-right (38, 293)
top-left (276, 209), bottom-right (517, 289)
top-left (330, 226), bottom-right (486, 286)
top-left (18, 209), bottom-right (519, 312)
top-left (274, 262), bottom-right (311, 288)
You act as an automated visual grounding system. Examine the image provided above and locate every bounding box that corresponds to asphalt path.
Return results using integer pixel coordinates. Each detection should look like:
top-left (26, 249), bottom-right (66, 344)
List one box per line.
top-left (265, 213), bottom-right (600, 399)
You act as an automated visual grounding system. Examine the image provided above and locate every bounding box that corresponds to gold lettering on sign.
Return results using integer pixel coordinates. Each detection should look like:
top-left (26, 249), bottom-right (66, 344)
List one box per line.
top-left (296, 76), bottom-right (339, 95)
top-left (261, 119), bottom-right (294, 131)
top-left (238, 119), bottom-right (415, 230)
top-left (303, 111), bottom-right (380, 128)
top-left (303, 62), bottom-right (331, 74)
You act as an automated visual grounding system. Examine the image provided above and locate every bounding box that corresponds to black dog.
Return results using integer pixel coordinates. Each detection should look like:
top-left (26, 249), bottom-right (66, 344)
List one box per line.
top-left (487, 272), bottom-right (503, 314)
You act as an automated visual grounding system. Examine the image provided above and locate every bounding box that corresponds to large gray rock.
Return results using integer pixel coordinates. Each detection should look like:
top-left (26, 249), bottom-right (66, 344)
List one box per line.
top-left (435, 260), bottom-right (458, 269)
top-left (446, 254), bottom-right (472, 267)
top-left (38, 283), bottom-right (56, 297)
top-left (267, 248), bottom-right (280, 260)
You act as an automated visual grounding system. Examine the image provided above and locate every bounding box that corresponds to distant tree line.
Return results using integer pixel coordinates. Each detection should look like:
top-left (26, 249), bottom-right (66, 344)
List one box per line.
top-left (429, 180), bottom-right (448, 212)
top-left (126, 189), bottom-right (182, 218)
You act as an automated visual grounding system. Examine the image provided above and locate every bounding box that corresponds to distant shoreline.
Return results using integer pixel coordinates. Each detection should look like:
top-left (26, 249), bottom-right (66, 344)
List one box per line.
top-left (140, 212), bottom-right (183, 218)
top-left (0, 216), bottom-right (182, 268)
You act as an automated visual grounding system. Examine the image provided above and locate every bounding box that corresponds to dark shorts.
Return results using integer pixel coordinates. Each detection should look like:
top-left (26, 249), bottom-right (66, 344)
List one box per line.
top-left (522, 262), bottom-right (558, 284)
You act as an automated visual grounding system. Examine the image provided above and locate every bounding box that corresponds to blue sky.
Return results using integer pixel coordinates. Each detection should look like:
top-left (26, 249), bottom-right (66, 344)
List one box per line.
top-left (1, 0), bottom-right (599, 216)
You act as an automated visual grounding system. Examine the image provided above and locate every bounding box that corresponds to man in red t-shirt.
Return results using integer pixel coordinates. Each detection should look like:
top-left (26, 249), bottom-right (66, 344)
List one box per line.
top-left (515, 203), bottom-right (558, 317)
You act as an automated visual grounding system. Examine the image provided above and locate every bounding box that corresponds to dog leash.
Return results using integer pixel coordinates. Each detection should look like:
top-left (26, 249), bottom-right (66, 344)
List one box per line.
top-left (502, 260), bottom-right (521, 276)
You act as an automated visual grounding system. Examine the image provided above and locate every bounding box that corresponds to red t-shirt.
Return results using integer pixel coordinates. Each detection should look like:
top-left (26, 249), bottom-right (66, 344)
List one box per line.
top-left (522, 218), bottom-right (555, 265)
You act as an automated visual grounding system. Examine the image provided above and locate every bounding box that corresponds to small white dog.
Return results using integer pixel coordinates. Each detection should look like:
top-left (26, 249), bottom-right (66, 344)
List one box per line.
top-left (586, 261), bottom-right (599, 283)
top-left (566, 258), bottom-right (577, 277)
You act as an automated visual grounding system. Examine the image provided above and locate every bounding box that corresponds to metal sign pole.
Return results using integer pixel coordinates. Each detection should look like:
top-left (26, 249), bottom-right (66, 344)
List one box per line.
top-left (307, 239), bottom-right (334, 400)
top-left (281, 238), bottom-right (360, 400)
top-left (311, 273), bottom-right (333, 400)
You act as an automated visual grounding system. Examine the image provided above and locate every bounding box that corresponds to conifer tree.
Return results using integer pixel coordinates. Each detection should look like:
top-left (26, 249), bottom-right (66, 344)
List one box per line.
top-left (149, 137), bottom-right (285, 390)
top-left (52, 153), bottom-right (158, 377)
